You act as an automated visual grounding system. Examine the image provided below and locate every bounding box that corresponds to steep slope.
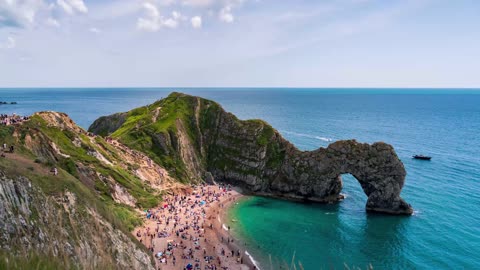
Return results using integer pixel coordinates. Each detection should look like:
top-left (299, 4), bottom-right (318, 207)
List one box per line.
top-left (0, 171), bottom-right (154, 270)
top-left (89, 92), bottom-right (413, 215)
top-left (0, 111), bottom-right (179, 269)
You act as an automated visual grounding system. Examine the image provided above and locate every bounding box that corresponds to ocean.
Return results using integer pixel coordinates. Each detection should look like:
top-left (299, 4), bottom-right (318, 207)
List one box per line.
top-left (1, 88), bottom-right (479, 269)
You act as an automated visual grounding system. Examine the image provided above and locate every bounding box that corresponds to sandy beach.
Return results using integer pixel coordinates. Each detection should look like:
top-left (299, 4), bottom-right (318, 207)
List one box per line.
top-left (133, 184), bottom-right (258, 270)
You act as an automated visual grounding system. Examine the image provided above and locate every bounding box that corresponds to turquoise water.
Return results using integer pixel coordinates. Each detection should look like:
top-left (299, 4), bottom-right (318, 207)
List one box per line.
top-left (1, 88), bottom-right (479, 269)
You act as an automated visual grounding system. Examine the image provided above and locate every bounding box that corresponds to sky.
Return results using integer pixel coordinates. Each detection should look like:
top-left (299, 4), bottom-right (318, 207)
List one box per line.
top-left (0, 0), bottom-right (479, 88)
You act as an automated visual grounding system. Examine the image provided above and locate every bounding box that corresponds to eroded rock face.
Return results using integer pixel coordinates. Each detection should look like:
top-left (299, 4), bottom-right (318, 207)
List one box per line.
top-left (89, 112), bottom-right (127, 137)
top-left (89, 92), bottom-right (413, 215)
top-left (323, 141), bottom-right (411, 214)
top-left (0, 171), bottom-right (155, 269)
top-left (206, 110), bottom-right (413, 215)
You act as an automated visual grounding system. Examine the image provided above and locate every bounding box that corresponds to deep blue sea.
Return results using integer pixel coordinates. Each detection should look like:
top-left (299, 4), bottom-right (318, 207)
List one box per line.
top-left (1, 88), bottom-right (479, 269)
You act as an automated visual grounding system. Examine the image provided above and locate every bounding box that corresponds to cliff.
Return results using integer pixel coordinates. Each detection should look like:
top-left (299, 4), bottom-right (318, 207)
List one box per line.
top-left (0, 172), bottom-right (154, 269)
top-left (0, 111), bottom-right (175, 269)
top-left (89, 92), bottom-right (413, 215)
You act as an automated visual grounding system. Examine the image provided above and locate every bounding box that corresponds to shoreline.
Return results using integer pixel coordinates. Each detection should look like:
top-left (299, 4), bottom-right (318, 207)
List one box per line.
top-left (215, 192), bottom-right (261, 270)
top-left (133, 184), bottom-right (260, 270)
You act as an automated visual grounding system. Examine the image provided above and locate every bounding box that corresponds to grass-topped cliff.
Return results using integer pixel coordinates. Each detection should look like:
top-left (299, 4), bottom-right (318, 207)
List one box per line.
top-left (0, 112), bottom-right (171, 269)
top-left (90, 92), bottom-right (412, 215)
top-left (89, 92), bottom-right (284, 184)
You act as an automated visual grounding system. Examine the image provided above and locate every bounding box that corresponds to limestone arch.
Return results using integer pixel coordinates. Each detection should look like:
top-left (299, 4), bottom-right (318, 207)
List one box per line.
top-left (321, 140), bottom-right (413, 215)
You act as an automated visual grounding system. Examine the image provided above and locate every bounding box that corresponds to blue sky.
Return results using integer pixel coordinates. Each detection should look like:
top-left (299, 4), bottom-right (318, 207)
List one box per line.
top-left (0, 0), bottom-right (479, 88)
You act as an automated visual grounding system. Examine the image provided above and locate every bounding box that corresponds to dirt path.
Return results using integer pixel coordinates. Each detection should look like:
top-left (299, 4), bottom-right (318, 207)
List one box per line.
top-left (0, 150), bottom-right (52, 175)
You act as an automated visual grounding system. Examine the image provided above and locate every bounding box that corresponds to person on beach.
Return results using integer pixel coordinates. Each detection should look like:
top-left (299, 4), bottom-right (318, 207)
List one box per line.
top-left (136, 184), bottom-right (247, 270)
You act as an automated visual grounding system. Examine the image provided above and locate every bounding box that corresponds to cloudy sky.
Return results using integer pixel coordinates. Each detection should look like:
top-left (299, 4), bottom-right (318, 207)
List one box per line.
top-left (0, 0), bottom-right (479, 88)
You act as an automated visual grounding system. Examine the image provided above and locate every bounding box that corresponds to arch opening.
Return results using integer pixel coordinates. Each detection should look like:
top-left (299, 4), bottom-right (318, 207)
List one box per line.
top-left (339, 173), bottom-right (368, 203)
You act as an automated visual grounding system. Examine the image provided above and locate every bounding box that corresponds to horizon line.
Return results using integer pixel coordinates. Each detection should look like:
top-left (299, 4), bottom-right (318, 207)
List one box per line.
top-left (1, 87), bottom-right (480, 90)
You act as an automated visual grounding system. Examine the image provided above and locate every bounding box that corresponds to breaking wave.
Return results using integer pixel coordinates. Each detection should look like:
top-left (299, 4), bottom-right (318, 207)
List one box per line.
top-left (245, 250), bottom-right (262, 270)
top-left (281, 130), bottom-right (333, 142)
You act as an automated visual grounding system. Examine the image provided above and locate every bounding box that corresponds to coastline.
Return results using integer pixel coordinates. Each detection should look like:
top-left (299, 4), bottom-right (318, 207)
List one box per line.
top-left (133, 184), bottom-right (260, 270)
top-left (216, 191), bottom-right (261, 270)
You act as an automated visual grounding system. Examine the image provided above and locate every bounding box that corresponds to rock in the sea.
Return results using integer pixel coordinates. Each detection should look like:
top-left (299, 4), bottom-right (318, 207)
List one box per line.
top-left (89, 92), bottom-right (413, 215)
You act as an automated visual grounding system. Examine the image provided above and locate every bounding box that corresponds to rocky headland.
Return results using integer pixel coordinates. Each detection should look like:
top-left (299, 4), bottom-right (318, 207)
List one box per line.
top-left (89, 92), bottom-right (413, 215)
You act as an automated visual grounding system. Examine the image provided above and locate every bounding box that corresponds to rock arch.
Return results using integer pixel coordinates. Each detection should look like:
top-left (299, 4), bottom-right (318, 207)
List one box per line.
top-left (209, 139), bottom-right (413, 215)
top-left (308, 140), bottom-right (413, 215)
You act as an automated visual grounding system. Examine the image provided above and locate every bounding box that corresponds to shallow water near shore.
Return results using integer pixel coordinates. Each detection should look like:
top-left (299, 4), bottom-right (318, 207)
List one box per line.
top-left (1, 88), bottom-right (479, 269)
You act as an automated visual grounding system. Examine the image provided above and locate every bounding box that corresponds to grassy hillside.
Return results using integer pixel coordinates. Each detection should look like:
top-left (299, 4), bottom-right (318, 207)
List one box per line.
top-left (89, 92), bottom-right (281, 184)
top-left (0, 113), bottom-right (160, 269)
top-left (6, 113), bottom-right (161, 226)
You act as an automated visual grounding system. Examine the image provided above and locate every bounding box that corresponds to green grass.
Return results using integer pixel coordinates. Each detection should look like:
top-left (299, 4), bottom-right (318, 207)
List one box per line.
top-left (111, 204), bottom-right (143, 231)
top-left (96, 165), bottom-right (161, 209)
top-left (0, 251), bottom-right (77, 270)
top-left (107, 93), bottom-right (204, 182)
top-left (0, 116), bottom-right (160, 234)
top-left (0, 155), bottom-right (143, 236)
top-left (100, 92), bottom-right (290, 183)
top-left (84, 91), bottom-right (290, 188)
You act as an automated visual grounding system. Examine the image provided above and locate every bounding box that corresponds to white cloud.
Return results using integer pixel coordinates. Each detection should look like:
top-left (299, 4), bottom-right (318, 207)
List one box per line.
top-left (57, 0), bottom-right (88, 14)
top-left (160, 0), bottom-right (176, 6)
top-left (191, 15), bottom-right (202, 28)
top-left (163, 18), bottom-right (178, 28)
top-left (67, 0), bottom-right (87, 13)
top-left (0, 36), bottom-right (15, 49)
top-left (0, 0), bottom-right (44, 28)
top-left (137, 2), bottom-right (162, 31)
top-left (89, 27), bottom-right (101, 33)
top-left (137, 3), bottom-right (184, 32)
top-left (46, 17), bottom-right (60, 27)
top-left (182, 0), bottom-right (213, 7)
top-left (219, 5), bottom-right (234, 23)
top-left (172, 11), bottom-right (181, 20)
top-left (56, 0), bottom-right (73, 14)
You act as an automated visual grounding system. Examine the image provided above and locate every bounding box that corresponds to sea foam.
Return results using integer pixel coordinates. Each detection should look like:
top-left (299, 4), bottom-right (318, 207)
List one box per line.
top-left (245, 250), bottom-right (261, 270)
top-left (282, 130), bottom-right (333, 142)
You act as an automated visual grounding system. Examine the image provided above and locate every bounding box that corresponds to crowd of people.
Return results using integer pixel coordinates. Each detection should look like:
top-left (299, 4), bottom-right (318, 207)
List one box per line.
top-left (0, 114), bottom-right (29, 158)
top-left (0, 114), bottom-right (29, 126)
top-left (135, 184), bottom-right (253, 270)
